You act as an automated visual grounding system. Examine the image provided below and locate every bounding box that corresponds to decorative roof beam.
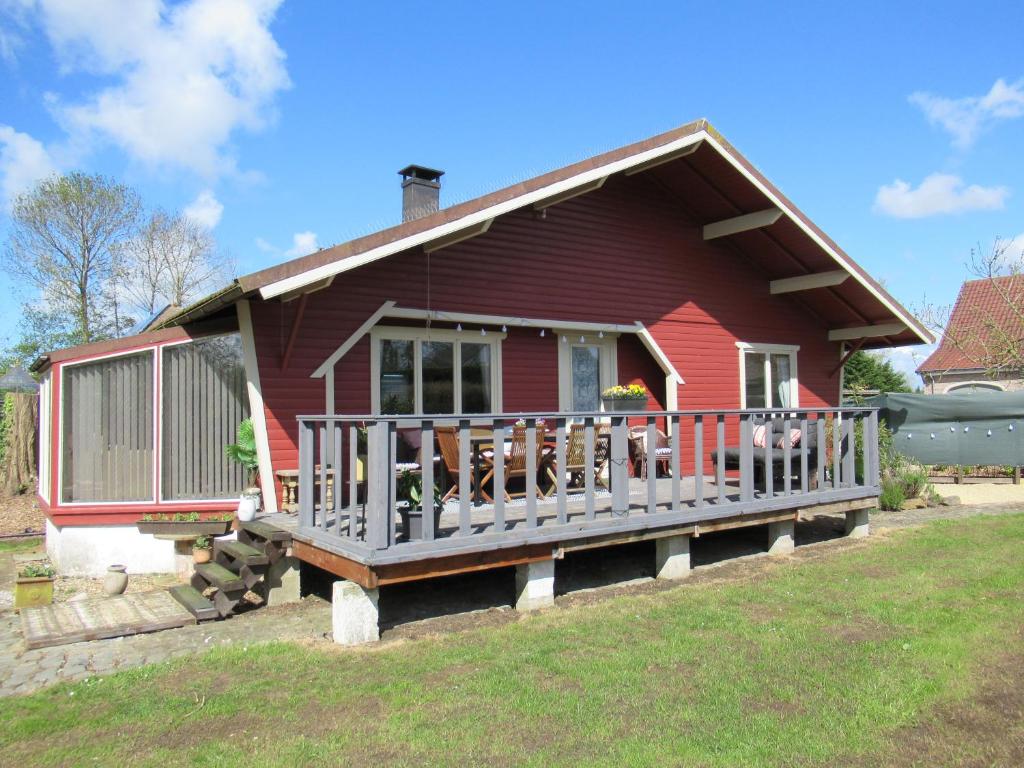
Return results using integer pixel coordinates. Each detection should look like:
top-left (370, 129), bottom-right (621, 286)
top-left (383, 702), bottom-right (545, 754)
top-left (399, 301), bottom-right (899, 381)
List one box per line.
top-left (533, 177), bottom-right (607, 211)
top-left (624, 140), bottom-right (703, 175)
top-left (279, 276), bottom-right (334, 303)
top-left (423, 218), bottom-right (493, 254)
top-left (828, 322), bottom-right (906, 342)
top-left (770, 269), bottom-right (850, 295)
top-left (703, 207), bottom-right (783, 240)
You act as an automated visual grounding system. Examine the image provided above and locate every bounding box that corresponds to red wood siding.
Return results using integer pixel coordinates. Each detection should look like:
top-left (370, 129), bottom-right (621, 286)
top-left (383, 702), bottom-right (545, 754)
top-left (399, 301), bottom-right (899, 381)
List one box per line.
top-left (249, 172), bottom-right (842, 478)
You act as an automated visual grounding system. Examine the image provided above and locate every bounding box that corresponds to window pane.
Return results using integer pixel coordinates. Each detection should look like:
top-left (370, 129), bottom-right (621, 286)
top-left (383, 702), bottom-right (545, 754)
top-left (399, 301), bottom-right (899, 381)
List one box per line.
top-left (62, 352), bottom-right (154, 502)
top-left (770, 353), bottom-right (792, 408)
top-left (571, 346), bottom-right (601, 411)
top-left (422, 341), bottom-right (454, 414)
top-left (380, 339), bottom-right (415, 414)
top-left (162, 334), bottom-right (249, 500)
top-left (744, 352), bottom-right (767, 409)
top-left (461, 342), bottom-right (491, 413)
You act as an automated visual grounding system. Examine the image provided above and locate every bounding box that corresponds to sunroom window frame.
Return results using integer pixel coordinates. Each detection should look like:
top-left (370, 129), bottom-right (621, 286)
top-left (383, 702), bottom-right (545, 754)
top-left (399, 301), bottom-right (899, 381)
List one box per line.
top-left (370, 326), bottom-right (504, 415)
top-left (736, 341), bottom-right (800, 410)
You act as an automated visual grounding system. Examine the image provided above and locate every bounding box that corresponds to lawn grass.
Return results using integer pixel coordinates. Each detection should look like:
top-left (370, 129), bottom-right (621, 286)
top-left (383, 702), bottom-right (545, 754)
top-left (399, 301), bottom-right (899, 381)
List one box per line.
top-left (2, 514), bottom-right (1024, 767)
top-left (0, 537), bottom-right (43, 554)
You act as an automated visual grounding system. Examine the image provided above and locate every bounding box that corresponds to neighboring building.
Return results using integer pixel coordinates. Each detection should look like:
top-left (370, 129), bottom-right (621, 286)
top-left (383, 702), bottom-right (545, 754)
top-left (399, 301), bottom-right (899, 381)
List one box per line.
top-left (32, 119), bottom-right (931, 578)
top-left (918, 275), bottom-right (1024, 394)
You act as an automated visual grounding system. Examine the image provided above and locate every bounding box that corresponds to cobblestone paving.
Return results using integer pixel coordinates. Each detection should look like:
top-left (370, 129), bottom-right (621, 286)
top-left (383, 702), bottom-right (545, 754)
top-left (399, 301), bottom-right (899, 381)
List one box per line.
top-left (0, 597), bottom-right (331, 697)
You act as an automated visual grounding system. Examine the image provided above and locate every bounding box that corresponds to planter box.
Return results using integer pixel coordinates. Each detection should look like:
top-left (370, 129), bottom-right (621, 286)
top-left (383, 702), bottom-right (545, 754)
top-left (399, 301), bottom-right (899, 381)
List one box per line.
top-left (602, 398), bottom-right (646, 413)
top-left (399, 506), bottom-right (443, 541)
top-left (136, 520), bottom-right (233, 539)
top-left (15, 577), bottom-right (54, 609)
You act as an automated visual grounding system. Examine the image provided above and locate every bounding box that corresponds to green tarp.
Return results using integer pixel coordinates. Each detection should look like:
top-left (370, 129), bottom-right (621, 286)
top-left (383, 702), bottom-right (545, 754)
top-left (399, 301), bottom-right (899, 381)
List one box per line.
top-left (867, 391), bottom-right (1024, 466)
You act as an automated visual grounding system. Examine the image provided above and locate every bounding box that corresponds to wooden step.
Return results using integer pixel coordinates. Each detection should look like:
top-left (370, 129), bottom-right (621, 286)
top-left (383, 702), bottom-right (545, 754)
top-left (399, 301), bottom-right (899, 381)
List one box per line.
top-left (215, 540), bottom-right (269, 567)
top-left (240, 520), bottom-right (291, 543)
top-left (168, 585), bottom-right (219, 621)
top-left (192, 562), bottom-right (245, 593)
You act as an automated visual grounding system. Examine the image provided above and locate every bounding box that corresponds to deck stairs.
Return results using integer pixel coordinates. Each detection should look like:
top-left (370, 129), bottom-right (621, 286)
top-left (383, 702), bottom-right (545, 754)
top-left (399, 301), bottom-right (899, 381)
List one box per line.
top-left (168, 521), bottom-right (293, 622)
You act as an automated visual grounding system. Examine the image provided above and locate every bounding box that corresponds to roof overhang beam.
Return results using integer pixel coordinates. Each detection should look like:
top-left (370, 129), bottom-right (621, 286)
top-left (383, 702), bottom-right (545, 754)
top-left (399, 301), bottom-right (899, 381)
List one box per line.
top-left (703, 207), bottom-right (783, 240)
top-left (279, 276), bottom-right (334, 303)
top-left (770, 269), bottom-right (849, 295)
top-left (533, 177), bottom-right (607, 211)
top-left (828, 322), bottom-right (906, 342)
top-left (623, 140), bottom-right (703, 175)
top-left (423, 218), bottom-right (493, 254)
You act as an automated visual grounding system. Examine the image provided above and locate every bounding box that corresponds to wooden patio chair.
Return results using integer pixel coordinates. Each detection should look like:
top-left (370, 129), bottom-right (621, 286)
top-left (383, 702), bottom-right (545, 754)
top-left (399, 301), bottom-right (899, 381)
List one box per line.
top-left (545, 423), bottom-right (611, 492)
top-left (628, 424), bottom-right (672, 480)
top-left (435, 427), bottom-right (495, 503)
top-left (503, 424), bottom-right (549, 501)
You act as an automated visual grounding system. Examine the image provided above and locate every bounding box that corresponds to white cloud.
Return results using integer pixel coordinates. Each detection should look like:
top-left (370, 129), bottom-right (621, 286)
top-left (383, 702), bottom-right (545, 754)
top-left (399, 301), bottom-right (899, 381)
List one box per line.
top-left (909, 78), bottom-right (1024, 148)
top-left (254, 236), bottom-right (275, 254)
top-left (879, 346), bottom-right (931, 389)
top-left (0, 124), bottom-right (57, 207)
top-left (874, 173), bottom-right (1008, 218)
top-left (183, 188), bottom-right (223, 229)
top-left (284, 230), bottom-right (318, 258)
top-left (33, 0), bottom-right (290, 179)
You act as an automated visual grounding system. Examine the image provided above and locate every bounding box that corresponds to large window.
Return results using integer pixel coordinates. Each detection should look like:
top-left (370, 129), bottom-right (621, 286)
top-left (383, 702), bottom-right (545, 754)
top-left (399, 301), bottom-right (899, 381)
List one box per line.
top-left (372, 328), bottom-right (501, 414)
top-left (61, 351), bottom-right (155, 503)
top-left (161, 334), bottom-right (249, 500)
top-left (738, 343), bottom-right (799, 409)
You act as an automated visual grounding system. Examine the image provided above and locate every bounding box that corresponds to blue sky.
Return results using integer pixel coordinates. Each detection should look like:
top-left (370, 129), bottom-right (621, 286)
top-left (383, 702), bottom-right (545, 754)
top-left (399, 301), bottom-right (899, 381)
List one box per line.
top-left (1, 0), bottom-right (1022, 383)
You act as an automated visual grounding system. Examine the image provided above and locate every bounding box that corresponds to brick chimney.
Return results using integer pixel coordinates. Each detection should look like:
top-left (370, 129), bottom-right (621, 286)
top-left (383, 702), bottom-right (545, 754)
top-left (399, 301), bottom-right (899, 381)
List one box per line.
top-left (398, 165), bottom-right (444, 222)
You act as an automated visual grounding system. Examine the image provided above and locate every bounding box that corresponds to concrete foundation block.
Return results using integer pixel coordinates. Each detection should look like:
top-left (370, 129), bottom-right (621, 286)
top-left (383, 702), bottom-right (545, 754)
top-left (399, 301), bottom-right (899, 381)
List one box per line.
top-left (332, 580), bottom-right (380, 645)
top-left (655, 534), bottom-right (692, 580)
top-left (264, 555), bottom-right (302, 606)
top-left (768, 520), bottom-right (795, 555)
top-left (515, 559), bottom-right (555, 611)
top-left (845, 508), bottom-right (870, 538)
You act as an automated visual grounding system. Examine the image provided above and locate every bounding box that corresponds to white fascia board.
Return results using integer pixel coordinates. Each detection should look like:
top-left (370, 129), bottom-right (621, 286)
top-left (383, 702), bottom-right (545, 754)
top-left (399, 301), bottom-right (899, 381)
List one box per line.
top-left (259, 132), bottom-right (709, 300)
top-left (635, 322), bottom-right (685, 385)
top-left (311, 300), bottom-right (396, 378)
top-left (701, 134), bottom-right (933, 345)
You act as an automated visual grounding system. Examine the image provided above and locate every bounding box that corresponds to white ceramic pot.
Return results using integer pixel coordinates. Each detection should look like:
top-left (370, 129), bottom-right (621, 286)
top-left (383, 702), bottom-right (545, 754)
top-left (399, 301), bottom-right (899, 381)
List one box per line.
top-left (104, 564), bottom-right (128, 596)
top-left (237, 494), bottom-right (258, 522)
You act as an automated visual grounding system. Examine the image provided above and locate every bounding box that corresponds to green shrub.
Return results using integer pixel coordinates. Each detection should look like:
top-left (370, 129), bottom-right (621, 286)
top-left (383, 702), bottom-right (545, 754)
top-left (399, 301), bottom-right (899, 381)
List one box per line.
top-left (879, 479), bottom-right (906, 511)
top-left (0, 393), bottom-right (12, 465)
top-left (898, 465), bottom-right (929, 499)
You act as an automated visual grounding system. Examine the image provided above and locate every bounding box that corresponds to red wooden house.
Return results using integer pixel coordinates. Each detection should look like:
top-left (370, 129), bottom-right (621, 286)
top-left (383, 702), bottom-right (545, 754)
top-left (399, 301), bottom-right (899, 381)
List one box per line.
top-left (33, 120), bottom-right (930, 612)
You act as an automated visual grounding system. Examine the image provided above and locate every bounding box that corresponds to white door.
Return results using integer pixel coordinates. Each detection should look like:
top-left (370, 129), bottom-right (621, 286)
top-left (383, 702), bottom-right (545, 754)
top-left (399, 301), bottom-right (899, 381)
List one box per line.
top-left (558, 337), bottom-right (617, 413)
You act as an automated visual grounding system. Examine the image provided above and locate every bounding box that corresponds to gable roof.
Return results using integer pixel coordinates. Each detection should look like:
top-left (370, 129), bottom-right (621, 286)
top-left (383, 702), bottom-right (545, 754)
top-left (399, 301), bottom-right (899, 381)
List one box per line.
top-left (164, 119), bottom-right (932, 348)
top-left (918, 275), bottom-right (1024, 373)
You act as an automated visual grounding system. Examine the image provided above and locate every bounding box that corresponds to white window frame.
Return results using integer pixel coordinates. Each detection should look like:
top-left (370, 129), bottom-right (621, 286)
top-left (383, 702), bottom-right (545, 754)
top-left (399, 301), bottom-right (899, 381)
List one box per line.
top-left (557, 333), bottom-right (619, 413)
top-left (370, 326), bottom-right (504, 415)
top-left (736, 342), bottom-right (800, 409)
top-left (38, 371), bottom-right (52, 505)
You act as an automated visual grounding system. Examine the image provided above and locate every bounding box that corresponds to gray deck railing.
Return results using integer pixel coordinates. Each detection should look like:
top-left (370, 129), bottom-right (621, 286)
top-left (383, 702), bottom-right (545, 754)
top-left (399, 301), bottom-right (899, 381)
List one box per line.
top-left (295, 408), bottom-right (880, 555)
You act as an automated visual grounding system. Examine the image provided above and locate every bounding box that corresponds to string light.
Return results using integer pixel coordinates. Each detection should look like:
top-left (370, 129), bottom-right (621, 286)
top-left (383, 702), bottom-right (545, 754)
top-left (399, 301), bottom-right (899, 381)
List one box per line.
top-left (562, 335), bottom-right (568, 343)
top-left (579, 335), bottom-right (585, 343)
top-left (456, 323), bottom-right (462, 332)
top-left (480, 327), bottom-right (487, 336)
top-left (598, 330), bottom-right (604, 338)
top-left (539, 328), bottom-right (545, 337)
top-left (501, 324), bottom-right (507, 332)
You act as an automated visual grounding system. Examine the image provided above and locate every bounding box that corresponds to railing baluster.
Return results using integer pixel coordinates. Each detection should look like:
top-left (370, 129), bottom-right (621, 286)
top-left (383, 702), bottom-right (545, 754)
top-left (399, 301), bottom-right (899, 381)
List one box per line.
top-left (365, 421), bottom-right (391, 550)
top-left (832, 411), bottom-right (841, 489)
top-left (611, 415), bottom-right (629, 516)
top-left (673, 414), bottom-right (683, 509)
top-left (692, 415), bottom-right (702, 509)
top-left (556, 417), bottom-right (567, 524)
top-left (740, 414), bottom-right (753, 502)
top-left (842, 415), bottom-right (855, 489)
top-left (584, 417), bottom-right (595, 520)
top-left (716, 414), bottom-right (725, 504)
top-left (492, 419), bottom-right (505, 532)
top-left (388, 421), bottom-right (397, 547)
top-left (526, 419), bottom-right (538, 527)
top-left (763, 415), bottom-right (774, 498)
top-left (816, 417), bottom-right (826, 491)
top-left (319, 423), bottom-right (328, 530)
top-left (459, 419), bottom-right (471, 536)
top-left (868, 410), bottom-right (880, 487)
top-left (782, 416), bottom-right (792, 496)
top-left (799, 416), bottom-right (809, 495)
top-left (298, 419), bottom-right (314, 528)
top-left (333, 421), bottom-right (342, 532)
top-left (348, 423), bottom-right (358, 540)
top-left (646, 416), bottom-right (657, 514)
top-left (421, 421), bottom-right (434, 541)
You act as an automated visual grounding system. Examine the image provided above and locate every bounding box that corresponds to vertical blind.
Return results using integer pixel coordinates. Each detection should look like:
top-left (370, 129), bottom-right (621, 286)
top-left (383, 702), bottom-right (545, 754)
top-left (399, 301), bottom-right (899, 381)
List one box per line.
top-left (161, 334), bottom-right (249, 500)
top-left (61, 352), bottom-right (155, 503)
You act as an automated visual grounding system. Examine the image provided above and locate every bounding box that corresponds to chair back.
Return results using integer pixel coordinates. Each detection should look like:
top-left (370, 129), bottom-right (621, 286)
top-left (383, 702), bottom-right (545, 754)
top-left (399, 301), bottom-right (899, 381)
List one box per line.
top-left (564, 423), bottom-right (588, 470)
top-left (435, 427), bottom-right (461, 474)
top-left (508, 424), bottom-right (547, 472)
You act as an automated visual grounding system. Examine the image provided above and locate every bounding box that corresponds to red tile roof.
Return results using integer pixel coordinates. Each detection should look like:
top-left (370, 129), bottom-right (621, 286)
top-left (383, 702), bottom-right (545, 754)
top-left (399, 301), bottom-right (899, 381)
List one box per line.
top-left (918, 275), bottom-right (1024, 373)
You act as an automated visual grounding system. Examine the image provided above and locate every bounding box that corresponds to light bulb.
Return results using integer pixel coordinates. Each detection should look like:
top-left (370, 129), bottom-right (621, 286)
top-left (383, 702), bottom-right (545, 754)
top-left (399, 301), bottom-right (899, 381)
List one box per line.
top-left (539, 328), bottom-right (545, 337)
top-left (501, 325), bottom-right (507, 332)
top-left (456, 323), bottom-right (462, 332)
top-left (598, 330), bottom-right (604, 338)
top-left (480, 328), bottom-right (486, 336)
top-left (562, 335), bottom-right (568, 343)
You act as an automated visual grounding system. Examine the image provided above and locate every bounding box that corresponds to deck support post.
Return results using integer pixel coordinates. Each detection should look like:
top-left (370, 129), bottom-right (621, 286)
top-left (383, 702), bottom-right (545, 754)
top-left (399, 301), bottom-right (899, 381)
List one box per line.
top-left (655, 534), bottom-right (692, 580)
top-left (332, 580), bottom-right (380, 645)
top-left (514, 559), bottom-right (555, 611)
top-left (264, 556), bottom-right (301, 606)
top-left (845, 508), bottom-right (870, 538)
top-left (767, 520), bottom-right (795, 555)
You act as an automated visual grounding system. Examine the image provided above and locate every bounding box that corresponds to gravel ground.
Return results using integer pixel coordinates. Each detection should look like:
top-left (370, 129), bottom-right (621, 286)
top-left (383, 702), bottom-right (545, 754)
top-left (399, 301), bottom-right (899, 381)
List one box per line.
top-left (932, 482), bottom-right (1024, 506)
top-left (0, 494), bottom-right (44, 537)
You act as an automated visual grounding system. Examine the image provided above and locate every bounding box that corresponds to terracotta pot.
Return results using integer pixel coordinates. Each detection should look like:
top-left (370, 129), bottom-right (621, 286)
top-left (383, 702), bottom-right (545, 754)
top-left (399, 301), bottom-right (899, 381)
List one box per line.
top-left (192, 547), bottom-right (212, 564)
top-left (103, 564), bottom-right (128, 596)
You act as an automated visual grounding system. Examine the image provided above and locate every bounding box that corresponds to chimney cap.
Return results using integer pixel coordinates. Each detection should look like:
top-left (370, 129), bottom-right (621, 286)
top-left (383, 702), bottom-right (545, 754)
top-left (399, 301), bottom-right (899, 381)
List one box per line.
top-left (398, 165), bottom-right (444, 182)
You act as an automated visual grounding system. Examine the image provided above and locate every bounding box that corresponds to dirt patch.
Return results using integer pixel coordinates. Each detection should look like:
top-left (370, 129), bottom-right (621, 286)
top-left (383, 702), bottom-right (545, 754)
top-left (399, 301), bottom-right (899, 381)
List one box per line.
top-left (827, 617), bottom-right (894, 645)
top-left (0, 493), bottom-right (44, 536)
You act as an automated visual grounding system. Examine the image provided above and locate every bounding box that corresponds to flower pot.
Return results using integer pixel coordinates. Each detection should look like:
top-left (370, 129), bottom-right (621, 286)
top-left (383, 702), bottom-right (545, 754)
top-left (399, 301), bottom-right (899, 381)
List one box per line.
top-left (103, 564), bottom-right (128, 596)
top-left (192, 547), bottom-right (212, 564)
top-left (237, 493), bottom-right (259, 522)
top-left (602, 397), bottom-right (646, 413)
top-left (399, 506), bottom-right (444, 541)
top-left (15, 577), bottom-right (54, 609)
top-left (136, 520), bottom-right (234, 538)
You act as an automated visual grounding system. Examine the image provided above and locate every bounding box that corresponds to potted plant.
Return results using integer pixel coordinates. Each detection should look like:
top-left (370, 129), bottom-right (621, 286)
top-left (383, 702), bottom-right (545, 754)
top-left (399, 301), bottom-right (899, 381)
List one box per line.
top-left (601, 384), bottom-right (648, 413)
top-left (397, 470), bottom-right (444, 540)
top-left (15, 562), bottom-right (55, 609)
top-left (136, 512), bottom-right (235, 538)
top-left (192, 536), bottom-right (213, 564)
top-left (225, 418), bottom-right (262, 515)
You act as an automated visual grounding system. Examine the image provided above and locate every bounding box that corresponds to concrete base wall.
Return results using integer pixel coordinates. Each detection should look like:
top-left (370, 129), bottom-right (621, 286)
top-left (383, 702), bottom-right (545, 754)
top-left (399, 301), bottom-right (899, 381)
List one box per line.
top-left (515, 560), bottom-right (555, 611)
top-left (845, 508), bottom-right (870, 538)
top-left (46, 520), bottom-right (178, 577)
top-left (655, 534), bottom-right (692, 579)
top-left (264, 556), bottom-right (302, 606)
top-left (767, 520), bottom-right (795, 555)
top-left (332, 580), bottom-right (380, 645)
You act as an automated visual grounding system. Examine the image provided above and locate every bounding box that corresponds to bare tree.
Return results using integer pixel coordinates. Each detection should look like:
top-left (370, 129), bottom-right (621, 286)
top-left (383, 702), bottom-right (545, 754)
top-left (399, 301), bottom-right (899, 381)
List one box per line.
top-left (117, 209), bottom-right (232, 317)
top-left (3, 172), bottom-right (141, 343)
top-left (918, 237), bottom-right (1024, 378)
